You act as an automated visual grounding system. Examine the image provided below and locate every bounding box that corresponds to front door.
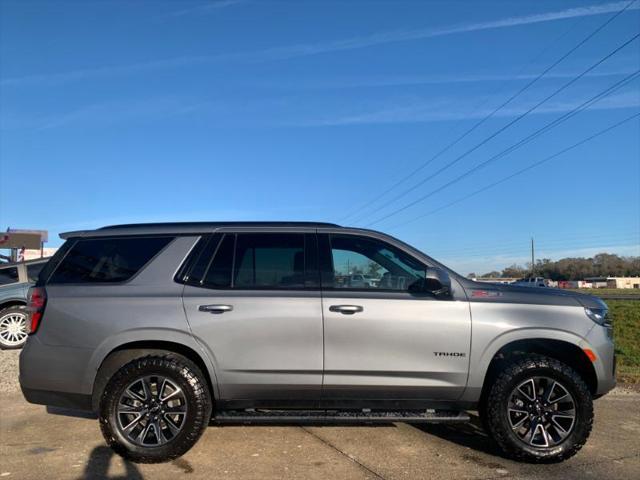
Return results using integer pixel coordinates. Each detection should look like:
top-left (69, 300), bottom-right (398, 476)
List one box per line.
top-left (182, 231), bottom-right (323, 407)
top-left (318, 232), bottom-right (471, 406)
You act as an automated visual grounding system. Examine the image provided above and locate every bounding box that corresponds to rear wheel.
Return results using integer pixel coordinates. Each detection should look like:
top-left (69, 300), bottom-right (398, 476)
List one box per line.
top-left (99, 354), bottom-right (212, 463)
top-left (482, 354), bottom-right (593, 462)
top-left (0, 306), bottom-right (28, 349)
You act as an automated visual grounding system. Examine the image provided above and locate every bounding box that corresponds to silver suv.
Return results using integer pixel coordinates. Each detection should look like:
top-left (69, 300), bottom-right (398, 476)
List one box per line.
top-left (19, 222), bottom-right (615, 464)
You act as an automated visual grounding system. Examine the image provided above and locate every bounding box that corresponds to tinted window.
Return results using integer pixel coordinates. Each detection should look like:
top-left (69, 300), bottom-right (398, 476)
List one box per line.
top-left (327, 234), bottom-right (425, 291)
top-left (49, 237), bottom-right (173, 284)
top-left (234, 234), bottom-right (305, 289)
top-left (26, 262), bottom-right (46, 282)
top-left (0, 266), bottom-right (19, 286)
top-left (183, 235), bottom-right (221, 284)
top-left (203, 234), bottom-right (235, 288)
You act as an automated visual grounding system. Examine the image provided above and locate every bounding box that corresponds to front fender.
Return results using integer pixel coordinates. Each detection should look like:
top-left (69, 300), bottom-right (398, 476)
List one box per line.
top-left (461, 302), bottom-right (595, 403)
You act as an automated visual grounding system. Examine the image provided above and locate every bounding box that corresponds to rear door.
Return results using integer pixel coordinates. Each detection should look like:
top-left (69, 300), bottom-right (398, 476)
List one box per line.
top-left (318, 231), bottom-right (471, 406)
top-left (182, 230), bottom-right (323, 407)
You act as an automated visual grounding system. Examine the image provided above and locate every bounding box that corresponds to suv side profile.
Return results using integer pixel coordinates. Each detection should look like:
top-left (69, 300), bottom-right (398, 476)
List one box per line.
top-left (20, 222), bottom-right (615, 464)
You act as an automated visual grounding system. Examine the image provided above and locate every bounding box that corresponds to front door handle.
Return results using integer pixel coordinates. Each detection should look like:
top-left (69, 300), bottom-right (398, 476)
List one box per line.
top-left (329, 304), bottom-right (364, 315)
top-left (199, 304), bottom-right (233, 314)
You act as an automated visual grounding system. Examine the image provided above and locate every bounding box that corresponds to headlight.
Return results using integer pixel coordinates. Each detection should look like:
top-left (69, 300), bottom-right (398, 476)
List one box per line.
top-left (585, 307), bottom-right (610, 326)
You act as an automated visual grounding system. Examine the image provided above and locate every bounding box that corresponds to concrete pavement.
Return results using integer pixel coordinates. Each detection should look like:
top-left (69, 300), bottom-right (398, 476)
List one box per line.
top-left (0, 389), bottom-right (638, 480)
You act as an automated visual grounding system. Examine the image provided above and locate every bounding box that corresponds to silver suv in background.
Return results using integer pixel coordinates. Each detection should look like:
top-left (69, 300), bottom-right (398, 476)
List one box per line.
top-left (0, 258), bottom-right (48, 349)
top-left (19, 223), bottom-right (615, 464)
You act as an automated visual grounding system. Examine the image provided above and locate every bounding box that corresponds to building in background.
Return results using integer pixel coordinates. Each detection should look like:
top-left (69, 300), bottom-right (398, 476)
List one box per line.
top-left (583, 276), bottom-right (640, 289)
top-left (0, 229), bottom-right (49, 263)
top-left (23, 247), bottom-right (58, 261)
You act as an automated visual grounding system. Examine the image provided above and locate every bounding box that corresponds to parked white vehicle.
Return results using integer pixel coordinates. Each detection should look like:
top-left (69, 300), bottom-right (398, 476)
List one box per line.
top-left (512, 277), bottom-right (547, 288)
top-left (349, 274), bottom-right (379, 288)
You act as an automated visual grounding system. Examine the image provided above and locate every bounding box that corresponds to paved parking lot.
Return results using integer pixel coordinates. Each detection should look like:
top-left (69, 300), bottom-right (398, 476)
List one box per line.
top-left (1, 350), bottom-right (639, 480)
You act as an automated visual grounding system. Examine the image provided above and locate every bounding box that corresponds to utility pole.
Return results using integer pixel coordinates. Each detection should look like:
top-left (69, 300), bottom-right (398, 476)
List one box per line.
top-left (530, 237), bottom-right (535, 278)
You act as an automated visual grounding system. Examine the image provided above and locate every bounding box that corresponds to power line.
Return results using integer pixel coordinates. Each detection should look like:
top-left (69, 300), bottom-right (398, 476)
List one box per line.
top-left (430, 234), bottom-right (640, 259)
top-left (339, 0), bottom-right (638, 224)
top-left (412, 232), bottom-right (640, 259)
top-left (363, 36), bottom-right (640, 228)
top-left (364, 33), bottom-right (640, 227)
top-left (384, 111), bottom-right (640, 231)
top-left (437, 237), bottom-right (640, 260)
top-left (337, 16), bottom-right (586, 224)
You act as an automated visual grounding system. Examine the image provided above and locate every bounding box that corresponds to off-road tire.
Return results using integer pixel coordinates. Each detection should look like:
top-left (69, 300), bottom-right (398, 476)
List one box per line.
top-left (99, 354), bottom-right (212, 463)
top-left (482, 354), bottom-right (593, 463)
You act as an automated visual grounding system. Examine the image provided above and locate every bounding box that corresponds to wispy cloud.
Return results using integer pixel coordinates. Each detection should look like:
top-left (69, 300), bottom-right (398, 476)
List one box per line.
top-left (311, 89), bottom-right (640, 126)
top-left (0, 97), bottom-right (204, 131)
top-left (249, 66), bottom-right (637, 90)
top-left (2, 1), bottom-right (637, 87)
top-left (159, 0), bottom-right (245, 19)
top-left (3, 87), bottom-right (638, 131)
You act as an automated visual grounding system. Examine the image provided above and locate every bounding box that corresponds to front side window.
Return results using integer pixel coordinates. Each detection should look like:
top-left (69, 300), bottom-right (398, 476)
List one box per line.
top-left (327, 234), bottom-right (425, 291)
top-left (49, 236), bottom-right (173, 284)
top-left (0, 266), bottom-right (19, 286)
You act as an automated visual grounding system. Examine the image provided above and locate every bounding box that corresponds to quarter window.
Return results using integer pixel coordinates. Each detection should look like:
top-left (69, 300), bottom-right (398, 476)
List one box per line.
top-left (327, 235), bottom-right (425, 291)
top-left (49, 237), bottom-right (173, 284)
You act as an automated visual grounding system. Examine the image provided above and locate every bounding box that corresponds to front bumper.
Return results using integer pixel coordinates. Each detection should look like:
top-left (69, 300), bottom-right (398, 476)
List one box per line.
top-left (586, 324), bottom-right (616, 396)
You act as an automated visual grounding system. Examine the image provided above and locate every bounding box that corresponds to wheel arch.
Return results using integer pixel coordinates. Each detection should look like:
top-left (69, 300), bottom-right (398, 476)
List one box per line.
top-left (0, 299), bottom-right (27, 311)
top-left (478, 338), bottom-right (598, 408)
top-left (91, 340), bottom-right (217, 412)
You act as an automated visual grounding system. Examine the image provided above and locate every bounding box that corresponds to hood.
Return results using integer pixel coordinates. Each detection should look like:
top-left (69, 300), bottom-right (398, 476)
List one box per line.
top-left (461, 280), bottom-right (607, 309)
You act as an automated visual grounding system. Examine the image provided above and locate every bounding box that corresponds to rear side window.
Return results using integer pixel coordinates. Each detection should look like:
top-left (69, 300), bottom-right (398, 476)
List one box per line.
top-left (234, 233), bottom-right (304, 288)
top-left (48, 237), bottom-right (173, 284)
top-left (179, 232), bottom-right (318, 289)
top-left (0, 266), bottom-right (19, 286)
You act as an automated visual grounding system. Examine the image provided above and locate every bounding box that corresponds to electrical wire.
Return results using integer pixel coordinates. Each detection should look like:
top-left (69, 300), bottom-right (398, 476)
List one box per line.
top-left (340, 0), bottom-right (638, 224)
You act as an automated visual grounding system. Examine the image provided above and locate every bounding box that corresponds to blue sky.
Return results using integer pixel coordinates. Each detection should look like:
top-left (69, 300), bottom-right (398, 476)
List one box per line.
top-left (0, 0), bottom-right (639, 275)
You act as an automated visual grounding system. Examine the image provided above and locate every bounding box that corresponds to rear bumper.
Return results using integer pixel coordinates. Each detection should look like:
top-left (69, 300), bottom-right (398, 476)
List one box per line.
top-left (19, 336), bottom-right (95, 411)
top-left (21, 386), bottom-right (92, 411)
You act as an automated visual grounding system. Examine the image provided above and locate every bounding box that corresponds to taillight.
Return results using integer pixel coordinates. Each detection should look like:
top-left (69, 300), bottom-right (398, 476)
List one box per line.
top-left (27, 287), bottom-right (47, 334)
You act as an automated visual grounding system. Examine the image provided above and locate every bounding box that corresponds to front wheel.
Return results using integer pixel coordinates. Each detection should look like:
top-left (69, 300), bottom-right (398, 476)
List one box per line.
top-left (99, 354), bottom-right (212, 463)
top-left (482, 354), bottom-right (593, 463)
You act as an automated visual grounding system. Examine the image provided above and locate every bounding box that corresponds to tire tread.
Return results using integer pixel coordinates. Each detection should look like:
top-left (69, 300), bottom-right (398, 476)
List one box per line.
top-left (483, 353), bottom-right (593, 463)
top-left (99, 353), bottom-right (211, 463)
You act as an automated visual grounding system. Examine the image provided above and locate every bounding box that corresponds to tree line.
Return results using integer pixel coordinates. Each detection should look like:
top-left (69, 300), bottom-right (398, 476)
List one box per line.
top-left (469, 253), bottom-right (640, 281)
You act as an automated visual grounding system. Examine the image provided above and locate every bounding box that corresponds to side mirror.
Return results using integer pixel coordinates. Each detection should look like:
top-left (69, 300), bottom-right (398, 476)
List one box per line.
top-left (422, 267), bottom-right (451, 298)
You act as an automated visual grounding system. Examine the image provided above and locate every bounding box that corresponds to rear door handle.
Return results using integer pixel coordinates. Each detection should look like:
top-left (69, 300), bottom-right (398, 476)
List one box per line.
top-left (329, 304), bottom-right (363, 315)
top-left (199, 304), bottom-right (233, 314)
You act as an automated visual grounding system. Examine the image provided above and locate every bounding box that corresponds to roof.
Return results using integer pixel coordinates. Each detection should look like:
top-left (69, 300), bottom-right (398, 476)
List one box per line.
top-left (60, 221), bottom-right (341, 239)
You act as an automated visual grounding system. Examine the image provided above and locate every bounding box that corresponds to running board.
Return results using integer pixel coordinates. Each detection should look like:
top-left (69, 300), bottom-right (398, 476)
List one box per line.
top-left (213, 409), bottom-right (470, 425)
